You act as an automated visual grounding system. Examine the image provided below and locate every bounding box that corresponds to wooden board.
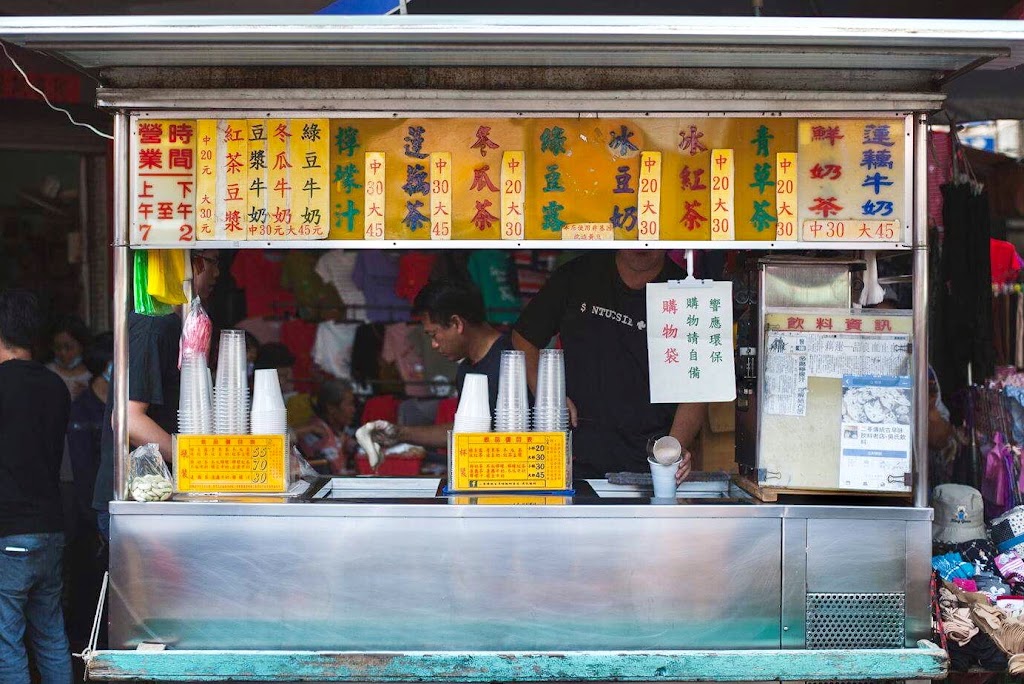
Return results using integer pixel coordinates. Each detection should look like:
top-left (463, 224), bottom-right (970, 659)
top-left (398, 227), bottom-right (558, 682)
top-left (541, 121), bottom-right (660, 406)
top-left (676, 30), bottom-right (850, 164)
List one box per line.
top-left (732, 473), bottom-right (912, 503)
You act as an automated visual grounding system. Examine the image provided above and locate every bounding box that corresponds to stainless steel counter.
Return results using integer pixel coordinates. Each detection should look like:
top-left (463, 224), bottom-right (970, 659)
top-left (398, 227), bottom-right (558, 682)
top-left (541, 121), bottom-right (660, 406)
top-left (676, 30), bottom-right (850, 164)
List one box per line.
top-left (108, 477), bottom-right (931, 655)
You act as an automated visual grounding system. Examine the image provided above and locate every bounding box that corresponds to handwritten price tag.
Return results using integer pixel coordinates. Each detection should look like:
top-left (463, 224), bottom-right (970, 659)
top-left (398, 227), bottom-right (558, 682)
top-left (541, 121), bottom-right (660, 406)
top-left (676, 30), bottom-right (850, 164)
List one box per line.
top-left (775, 152), bottom-right (798, 241)
top-left (363, 152), bottom-right (386, 240)
top-left (801, 219), bottom-right (901, 242)
top-left (710, 148), bottom-right (735, 241)
top-left (500, 151), bottom-right (526, 240)
top-left (429, 152), bottom-right (452, 240)
top-left (637, 151), bottom-right (662, 240)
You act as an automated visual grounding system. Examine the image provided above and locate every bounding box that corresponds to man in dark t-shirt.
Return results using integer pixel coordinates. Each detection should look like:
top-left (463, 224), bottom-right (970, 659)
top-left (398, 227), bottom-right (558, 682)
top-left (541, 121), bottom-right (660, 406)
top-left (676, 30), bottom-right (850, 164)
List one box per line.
top-left (513, 250), bottom-right (705, 479)
top-left (0, 288), bottom-right (73, 682)
top-left (374, 279), bottom-right (511, 449)
top-left (93, 250), bottom-right (220, 540)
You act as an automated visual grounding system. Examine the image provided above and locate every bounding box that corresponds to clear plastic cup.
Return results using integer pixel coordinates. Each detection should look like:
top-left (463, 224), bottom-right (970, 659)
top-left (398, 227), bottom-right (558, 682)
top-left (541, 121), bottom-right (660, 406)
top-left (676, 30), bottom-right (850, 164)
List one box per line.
top-left (496, 350), bottom-right (529, 413)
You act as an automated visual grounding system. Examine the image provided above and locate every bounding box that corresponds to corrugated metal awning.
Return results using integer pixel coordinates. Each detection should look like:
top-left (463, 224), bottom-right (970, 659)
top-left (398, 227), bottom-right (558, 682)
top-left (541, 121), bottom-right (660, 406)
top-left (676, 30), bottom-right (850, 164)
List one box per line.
top-left (1, 15), bottom-right (1023, 75)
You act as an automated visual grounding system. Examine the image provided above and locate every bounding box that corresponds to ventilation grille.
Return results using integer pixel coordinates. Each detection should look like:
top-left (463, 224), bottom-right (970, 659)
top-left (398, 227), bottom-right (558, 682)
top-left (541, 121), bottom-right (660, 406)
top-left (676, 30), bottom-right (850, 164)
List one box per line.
top-left (806, 592), bottom-right (905, 649)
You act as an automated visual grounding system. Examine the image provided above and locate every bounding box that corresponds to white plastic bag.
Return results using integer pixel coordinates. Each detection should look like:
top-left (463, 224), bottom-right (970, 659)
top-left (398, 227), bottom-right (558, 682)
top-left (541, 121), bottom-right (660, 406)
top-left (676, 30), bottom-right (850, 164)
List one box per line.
top-left (126, 443), bottom-right (173, 502)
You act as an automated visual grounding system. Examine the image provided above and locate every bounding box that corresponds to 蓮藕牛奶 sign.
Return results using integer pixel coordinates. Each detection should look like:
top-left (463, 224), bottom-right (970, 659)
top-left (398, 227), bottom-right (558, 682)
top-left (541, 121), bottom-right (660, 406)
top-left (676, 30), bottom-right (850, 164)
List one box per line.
top-left (173, 434), bottom-right (288, 493)
top-left (130, 116), bottom-right (908, 245)
top-left (450, 432), bottom-right (570, 492)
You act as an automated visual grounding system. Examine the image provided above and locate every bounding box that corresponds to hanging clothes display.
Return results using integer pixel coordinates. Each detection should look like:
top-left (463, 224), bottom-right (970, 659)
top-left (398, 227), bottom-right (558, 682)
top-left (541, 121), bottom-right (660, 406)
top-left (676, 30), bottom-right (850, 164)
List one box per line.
top-left (353, 252), bottom-right (410, 322)
top-left (316, 250), bottom-right (366, 311)
top-left (467, 250), bottom-right (520, 324)
top-left (230, 251), bottom-right (296, 319)
top-left (938, 179), bottom-right (994, 395)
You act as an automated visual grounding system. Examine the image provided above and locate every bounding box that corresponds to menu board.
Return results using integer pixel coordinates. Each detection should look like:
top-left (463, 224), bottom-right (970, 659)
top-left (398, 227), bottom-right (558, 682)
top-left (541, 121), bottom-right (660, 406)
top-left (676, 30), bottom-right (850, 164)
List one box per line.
top-left (797, 119), bottom-right (905, 242)
top-left (131, 116), bottom-right (909, 244)
top-left (174, 434), bottom-right (288, 493)
top-left (450, 432), bottom-right (569, 492)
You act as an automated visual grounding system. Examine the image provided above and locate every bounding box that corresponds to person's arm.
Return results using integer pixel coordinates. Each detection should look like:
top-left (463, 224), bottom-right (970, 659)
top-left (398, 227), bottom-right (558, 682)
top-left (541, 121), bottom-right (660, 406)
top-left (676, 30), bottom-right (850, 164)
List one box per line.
top-left (396, 423), bottom-right (452, 449)
top-left (126, 400), bottom-right (173, 462)
top-left (670, 402), bottom-right (705, 483)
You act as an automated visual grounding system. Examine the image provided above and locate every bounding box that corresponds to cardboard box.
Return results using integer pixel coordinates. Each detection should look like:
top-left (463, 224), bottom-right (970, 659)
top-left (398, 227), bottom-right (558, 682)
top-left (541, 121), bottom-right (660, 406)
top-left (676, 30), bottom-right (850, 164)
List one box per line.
top-left (696, 401), bottom-right (736, 473)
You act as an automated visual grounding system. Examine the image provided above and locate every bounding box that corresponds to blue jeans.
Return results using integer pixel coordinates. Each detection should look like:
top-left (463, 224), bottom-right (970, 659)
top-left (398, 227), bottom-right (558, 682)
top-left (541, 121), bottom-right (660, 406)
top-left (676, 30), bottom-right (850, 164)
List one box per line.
top-left (0, 533), bottom-right (72, 684)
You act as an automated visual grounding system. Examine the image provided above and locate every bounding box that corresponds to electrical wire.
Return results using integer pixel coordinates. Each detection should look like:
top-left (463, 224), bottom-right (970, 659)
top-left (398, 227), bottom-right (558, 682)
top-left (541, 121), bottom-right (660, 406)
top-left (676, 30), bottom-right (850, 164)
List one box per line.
top-left (0, 39), bottom-right (113, 141)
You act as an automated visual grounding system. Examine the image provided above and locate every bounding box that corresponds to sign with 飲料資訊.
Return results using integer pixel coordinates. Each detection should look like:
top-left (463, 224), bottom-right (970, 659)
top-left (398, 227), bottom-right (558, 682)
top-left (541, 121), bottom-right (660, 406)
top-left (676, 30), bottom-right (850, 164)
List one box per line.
top-left (645, 281), bottom-right (736, 403)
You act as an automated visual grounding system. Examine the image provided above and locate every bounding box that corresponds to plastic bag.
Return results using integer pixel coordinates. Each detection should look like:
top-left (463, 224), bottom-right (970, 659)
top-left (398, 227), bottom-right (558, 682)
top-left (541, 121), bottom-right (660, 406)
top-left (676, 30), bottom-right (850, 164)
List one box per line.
top-left (290, 445), bottom-right (318, 482)
top-left (147, 249), bottom-right (188, 306)
top-left (178, 296), bottom-right (212, 369)
top-left (126, 443), bottom-right (173, 502)
top-left (133, 251), bottom-right (174, 316)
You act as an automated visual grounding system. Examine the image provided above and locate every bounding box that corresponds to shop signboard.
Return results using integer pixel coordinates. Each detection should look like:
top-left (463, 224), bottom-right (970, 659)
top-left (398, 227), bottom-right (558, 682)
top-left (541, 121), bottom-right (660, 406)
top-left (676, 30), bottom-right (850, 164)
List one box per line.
top-left (173, 434), bottom-right (289, 493)
top-left (449, 432), bottom-right (570, 492)
top-left (130, 116), bottom-right (908, 245)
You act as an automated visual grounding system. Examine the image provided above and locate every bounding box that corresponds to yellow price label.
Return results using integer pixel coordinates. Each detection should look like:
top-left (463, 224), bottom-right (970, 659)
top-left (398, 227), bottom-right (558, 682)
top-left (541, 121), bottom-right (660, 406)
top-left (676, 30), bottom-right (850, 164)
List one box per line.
top-left (710, 148), bottom-right (735, 240)
top-left (195, 119), bottom-right (218, 240)
top-left (364, 152), bottom-right (386, 240)
top-left (637, 151), bottom-right (662, 240)
top-left (452, 432), bottom-right (568, 492)
top-left (174, 434), bottom-right (288, 493)
top-left (775, 152), bottom-right (798, 241)
top-left (429, 152), bottom-right (452, 240)
top-left (500, 151), bottom-right (526, 240)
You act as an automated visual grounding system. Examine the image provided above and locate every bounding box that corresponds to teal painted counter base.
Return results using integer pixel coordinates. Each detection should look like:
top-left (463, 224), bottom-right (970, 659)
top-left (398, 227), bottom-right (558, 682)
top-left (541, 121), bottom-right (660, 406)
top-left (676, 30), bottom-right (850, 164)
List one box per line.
top-left (87, 641), bottom-right (947, 682)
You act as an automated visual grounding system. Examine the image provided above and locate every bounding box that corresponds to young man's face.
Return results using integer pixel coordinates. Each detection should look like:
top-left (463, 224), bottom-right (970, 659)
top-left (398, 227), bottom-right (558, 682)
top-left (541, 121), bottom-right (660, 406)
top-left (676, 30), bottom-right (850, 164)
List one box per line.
top-left (191, 250), bottom-right (221, 302)
top-left (421, 314), bottom-right (468, 362)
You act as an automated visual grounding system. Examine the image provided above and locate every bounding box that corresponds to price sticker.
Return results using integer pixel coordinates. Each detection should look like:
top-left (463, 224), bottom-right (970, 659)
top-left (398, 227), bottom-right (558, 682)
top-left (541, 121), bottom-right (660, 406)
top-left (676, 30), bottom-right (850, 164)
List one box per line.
top-left (195, 119), bottom-right (218, 240)
top-left (637, 151), bottom-right (662, 240)
top-left (775, 152), bottom-right (798, 241)
top-left (174, 434), bottom-right (288, 493)
top-left (363, 152), bottom-right (386, 240)
top-left (500, 151), bottom-right (526, 240)
top-left (709, 148), bottom-right (735, 241)
top-left (451, 432), bottom-right (568, 492)
top-left (801, 218), bottom-right (901, 242)
top-left (429, 152), bottom-right (452, 240)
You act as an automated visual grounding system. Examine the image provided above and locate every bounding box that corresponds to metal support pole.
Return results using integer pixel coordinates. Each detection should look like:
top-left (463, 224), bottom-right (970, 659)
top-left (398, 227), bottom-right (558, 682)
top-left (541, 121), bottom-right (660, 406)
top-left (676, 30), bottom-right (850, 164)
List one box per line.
top-left (912, 114), bottom-right (930, 508)
top-left (112, 112), bottom-right (130, 502)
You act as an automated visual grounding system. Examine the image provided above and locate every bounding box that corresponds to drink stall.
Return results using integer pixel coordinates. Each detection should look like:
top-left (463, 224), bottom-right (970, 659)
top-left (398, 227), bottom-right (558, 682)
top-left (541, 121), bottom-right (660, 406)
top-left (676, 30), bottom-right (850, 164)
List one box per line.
top-left (4, 14), bottom-right (1024, 683)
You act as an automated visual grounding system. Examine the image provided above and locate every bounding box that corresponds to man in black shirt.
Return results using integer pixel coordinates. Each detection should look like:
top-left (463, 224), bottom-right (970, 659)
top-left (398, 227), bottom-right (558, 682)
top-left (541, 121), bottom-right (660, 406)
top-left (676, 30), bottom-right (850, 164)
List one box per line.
top-left (0, 289), bottom-right (73, 683)
top-left (93, 250), bottom-right (220, 540)
top-left (374, 279), bottom-right (512, 449)
top-left (513, 250), bottom-right (704, 480)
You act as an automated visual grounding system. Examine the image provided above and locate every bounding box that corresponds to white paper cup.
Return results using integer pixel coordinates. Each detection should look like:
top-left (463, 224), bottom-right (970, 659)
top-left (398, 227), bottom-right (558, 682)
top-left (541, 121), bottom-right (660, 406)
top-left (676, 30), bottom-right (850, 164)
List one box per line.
top-left (651, 436), bottom-right (683, 465)
top-left (648, 455), bottom-right (680, 499)
top-left (456, 373), bottom-right (491, 420)
top-left (253, 368), bottom-right (286, 411)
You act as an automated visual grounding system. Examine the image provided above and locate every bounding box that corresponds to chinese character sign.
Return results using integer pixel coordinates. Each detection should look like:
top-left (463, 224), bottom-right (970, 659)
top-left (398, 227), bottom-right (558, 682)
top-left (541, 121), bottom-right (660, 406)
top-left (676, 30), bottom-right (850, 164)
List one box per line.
top-left (645, 281), bottom-right (736, 403)
top-left (131, 117), bottom-right (906, 245)
top-left (133, 119), bottom-right (197, 244)
top-left (798, 118), bottom-right (906, 242)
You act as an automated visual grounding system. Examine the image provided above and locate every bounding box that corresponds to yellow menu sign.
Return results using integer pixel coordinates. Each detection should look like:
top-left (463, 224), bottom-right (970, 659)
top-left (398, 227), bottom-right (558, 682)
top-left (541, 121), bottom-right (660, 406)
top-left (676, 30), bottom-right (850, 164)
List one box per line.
top-left (174, 434), bottom-right (288, 493)
top-left (451, 432), bottom-right (569, 492)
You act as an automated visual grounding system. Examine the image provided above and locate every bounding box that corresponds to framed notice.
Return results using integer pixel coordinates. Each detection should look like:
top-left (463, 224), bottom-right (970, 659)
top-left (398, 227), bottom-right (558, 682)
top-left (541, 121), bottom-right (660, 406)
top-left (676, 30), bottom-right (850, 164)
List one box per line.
top-left (174, 434), bottom-right (288, 493)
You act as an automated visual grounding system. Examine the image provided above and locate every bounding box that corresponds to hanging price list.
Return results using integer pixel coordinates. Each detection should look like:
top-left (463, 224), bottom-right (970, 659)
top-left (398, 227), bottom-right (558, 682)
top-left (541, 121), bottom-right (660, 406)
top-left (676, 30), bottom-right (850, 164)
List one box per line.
top-left (174, 434), bottom-right (288, 493)
top-left (452, 432), bottom-right (568, 492)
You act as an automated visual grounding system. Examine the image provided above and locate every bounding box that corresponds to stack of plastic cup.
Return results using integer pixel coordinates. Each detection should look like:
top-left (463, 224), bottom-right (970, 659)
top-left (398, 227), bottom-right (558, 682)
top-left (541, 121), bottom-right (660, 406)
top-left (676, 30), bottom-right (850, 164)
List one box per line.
top-left (494, 350), bottom-right (529, 432)
top-left (214, 329), bottom-right (249, 434)
top-left (453, 373), bottom-right (491, 433)
top-left (250, 369), bottom-right (288, 434)
top-left (178, 353), bottom-right (213, 434)
top-left (532, 348), bottom-right (569, 432)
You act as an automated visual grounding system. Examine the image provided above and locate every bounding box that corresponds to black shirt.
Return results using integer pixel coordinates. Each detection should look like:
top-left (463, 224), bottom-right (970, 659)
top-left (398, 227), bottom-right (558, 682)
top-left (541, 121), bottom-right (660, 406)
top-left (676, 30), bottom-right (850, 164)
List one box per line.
top-left (94, 313), bottom-right (181, 512)
top-left (515, 252), bottom-right (686, 477)
top-left (455, 332), bottom-right (513, 416)
top-left (0, 359), bottom-right (71, 536)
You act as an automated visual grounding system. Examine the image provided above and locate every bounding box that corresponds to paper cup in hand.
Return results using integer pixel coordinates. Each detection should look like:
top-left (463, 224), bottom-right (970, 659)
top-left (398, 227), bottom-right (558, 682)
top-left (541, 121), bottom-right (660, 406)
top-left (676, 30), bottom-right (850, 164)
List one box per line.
top-left (649, 455), bottom-right (680, 499)
top-left (252, 369), bottom-right (286, 412)
top-left (456, 373), bottom-right (491, 420)
top-left (651, 436), bottom-right (682, 465)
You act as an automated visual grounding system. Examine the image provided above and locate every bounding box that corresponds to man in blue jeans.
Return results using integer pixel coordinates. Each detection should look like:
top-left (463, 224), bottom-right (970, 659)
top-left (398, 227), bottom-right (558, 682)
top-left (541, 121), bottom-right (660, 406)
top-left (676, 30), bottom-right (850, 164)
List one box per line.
top-left (0, 289), bottom-right (73, 683)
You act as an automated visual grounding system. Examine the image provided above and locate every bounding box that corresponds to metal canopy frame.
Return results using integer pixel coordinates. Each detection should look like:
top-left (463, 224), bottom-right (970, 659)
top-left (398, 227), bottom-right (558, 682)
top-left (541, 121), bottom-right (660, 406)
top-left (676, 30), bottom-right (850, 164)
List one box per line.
top-left (1, 15), bottom-right (1023, 78)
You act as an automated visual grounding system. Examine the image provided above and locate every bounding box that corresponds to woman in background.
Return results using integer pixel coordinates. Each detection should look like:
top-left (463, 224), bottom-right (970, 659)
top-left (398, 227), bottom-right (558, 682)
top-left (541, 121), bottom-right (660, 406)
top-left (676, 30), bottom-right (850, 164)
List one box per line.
top-left (295, 379), bottom-right (357, 475)
top-left (48, 315), bottom-right (92, 400)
